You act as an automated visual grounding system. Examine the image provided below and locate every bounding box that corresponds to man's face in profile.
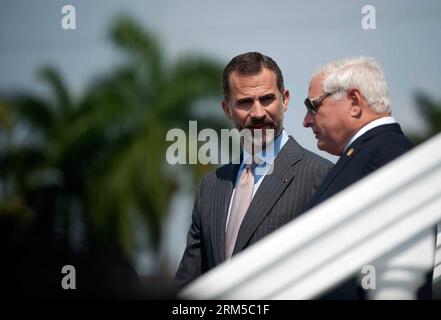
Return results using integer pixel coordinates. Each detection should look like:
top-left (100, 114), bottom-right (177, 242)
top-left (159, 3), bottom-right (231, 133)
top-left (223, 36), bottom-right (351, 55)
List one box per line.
top-left (303, 75), bottom-right (351, 156)
top-left (221, 67), bottom-right (289, 150)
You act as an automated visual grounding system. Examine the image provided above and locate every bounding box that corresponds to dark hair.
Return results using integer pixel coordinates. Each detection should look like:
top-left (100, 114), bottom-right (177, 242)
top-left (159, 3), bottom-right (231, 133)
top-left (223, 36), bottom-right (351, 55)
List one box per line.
top-left (222, 52), bottom-right (285, 101)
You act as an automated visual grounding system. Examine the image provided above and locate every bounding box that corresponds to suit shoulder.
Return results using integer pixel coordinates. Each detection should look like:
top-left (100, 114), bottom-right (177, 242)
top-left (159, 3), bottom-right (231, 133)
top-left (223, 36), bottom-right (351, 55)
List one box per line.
top-left (367, 126), bottom-right (414, 149)
top-left (302, 148), bottom-right (334, 169)
top-left (362, 131), bottom-right (414, 174)
top-left (295, 148), bottom-right (333, 183)
top-left (198, 163), bottom-right (236, 185)
top-left (287, 136), bottom-right (334, 169)
top-left (367, 130), bottom-right (414, 157)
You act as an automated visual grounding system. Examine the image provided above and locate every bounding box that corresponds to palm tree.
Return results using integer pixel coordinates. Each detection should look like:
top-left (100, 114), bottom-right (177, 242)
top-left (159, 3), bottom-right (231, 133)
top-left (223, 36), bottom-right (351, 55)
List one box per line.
top-left (0, 15), bottom-right (227, 271)
top-left (408, 92), bottom-right (441, 145)
top-left (0, 67), bottom-right (77, 244)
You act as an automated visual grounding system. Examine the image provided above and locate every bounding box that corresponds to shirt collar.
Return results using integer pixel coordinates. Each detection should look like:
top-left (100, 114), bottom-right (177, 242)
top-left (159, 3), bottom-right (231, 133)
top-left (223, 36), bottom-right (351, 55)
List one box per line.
top-left (343, 116), bottom-right (396, 153)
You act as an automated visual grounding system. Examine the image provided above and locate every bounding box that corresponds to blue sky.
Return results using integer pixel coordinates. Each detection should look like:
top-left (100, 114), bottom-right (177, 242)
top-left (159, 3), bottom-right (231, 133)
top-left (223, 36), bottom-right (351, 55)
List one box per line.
top-left (0, 0), bottom-right (441, 160)
top-left (2, 0), bottom-right (441, 161)
top-left (1, 0), bottom-right (441, 272)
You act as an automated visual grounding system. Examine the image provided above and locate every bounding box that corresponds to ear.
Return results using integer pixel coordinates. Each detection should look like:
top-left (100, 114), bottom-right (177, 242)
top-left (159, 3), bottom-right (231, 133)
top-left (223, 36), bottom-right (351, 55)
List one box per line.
top-left (282, 90), bottom-right (290, 112)
top-left (348, 89), bottom-right (362, 117)
top-left (221, 100), bottom-right (232, 119)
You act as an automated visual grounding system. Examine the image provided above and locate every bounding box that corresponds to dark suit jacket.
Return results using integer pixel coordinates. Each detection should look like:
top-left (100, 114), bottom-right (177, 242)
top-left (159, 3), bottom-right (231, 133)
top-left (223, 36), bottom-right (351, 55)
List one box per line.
top-left (303, 123), bottom-right (416, 299)
top-left (175, 136), bottom-right (333, 288)
top-left (304, 123), bottom-right (414, 211)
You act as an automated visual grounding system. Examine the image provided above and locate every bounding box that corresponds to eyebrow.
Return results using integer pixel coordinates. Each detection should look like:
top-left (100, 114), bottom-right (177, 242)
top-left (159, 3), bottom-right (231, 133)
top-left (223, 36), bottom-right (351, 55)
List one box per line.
top-left (235, 93), bottom-right (276, 104)
top-left (236, 97), bottom-right (253, 104)
top-left (260, 93), bottom-right (276, 100)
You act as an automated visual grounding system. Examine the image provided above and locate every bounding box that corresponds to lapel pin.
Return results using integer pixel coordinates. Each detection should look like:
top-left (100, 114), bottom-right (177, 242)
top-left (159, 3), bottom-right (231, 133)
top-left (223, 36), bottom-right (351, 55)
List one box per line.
top-left (346, 148), bottom-right (354, 157)
top-left (283, 178), bottom-right (288, 183)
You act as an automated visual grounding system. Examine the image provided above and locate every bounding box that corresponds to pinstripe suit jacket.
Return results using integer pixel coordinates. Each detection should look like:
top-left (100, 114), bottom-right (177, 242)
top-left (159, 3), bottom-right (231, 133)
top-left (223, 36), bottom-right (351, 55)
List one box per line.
top-left (175, 136), bottom-right (333, 288)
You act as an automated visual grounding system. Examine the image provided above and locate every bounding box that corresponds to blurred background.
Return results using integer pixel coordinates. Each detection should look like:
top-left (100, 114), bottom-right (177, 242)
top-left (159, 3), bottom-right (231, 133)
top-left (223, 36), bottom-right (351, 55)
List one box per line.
top-left (1, 0), bottom-right (440, 298)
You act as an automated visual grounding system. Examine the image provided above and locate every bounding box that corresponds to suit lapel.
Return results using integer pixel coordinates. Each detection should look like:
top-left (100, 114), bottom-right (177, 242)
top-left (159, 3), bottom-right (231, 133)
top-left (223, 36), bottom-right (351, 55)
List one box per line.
top-left (232, 137), bottom-right (304, 255)
top-left (305, 149), bottom-right (354, 208)
top-left (211, 162), bottom-right (240, 264)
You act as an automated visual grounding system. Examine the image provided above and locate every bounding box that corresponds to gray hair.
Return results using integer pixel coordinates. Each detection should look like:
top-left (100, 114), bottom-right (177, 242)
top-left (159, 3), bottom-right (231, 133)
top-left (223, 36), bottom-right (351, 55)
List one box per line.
top-left (313, 56), bottom-right (391, 113)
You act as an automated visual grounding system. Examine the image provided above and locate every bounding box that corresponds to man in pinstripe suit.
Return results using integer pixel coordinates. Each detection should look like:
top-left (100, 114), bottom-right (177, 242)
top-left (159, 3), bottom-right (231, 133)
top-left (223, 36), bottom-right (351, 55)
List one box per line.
top-left (175, 52), bottom-right (333, 289)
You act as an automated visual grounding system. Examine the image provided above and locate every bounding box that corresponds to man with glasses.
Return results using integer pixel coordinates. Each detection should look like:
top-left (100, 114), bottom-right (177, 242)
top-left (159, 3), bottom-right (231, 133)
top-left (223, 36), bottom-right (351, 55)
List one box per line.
top-left (303, 56), bottom-right (413, 210)
top-left (302, 56), bottom-right (435, 299)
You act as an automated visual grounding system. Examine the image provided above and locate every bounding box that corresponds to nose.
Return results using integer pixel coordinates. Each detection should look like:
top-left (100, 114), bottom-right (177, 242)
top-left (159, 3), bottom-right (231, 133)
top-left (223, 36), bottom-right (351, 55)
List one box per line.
top-left (250, 101), bottom-right (266, 121)
top-left (303, 111), bottom-right (313, 128)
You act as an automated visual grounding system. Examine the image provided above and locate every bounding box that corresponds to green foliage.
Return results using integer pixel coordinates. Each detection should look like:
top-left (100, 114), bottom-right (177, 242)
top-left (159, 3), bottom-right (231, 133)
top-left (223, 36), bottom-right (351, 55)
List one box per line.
top-left (409, 92), bottom-right (441, 145)
top-left (0, 15), bottom-right (227, 261)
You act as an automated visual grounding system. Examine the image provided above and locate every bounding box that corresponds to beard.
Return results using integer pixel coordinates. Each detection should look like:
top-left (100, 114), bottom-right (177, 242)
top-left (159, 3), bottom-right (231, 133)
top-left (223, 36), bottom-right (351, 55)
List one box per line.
top-left (241, 121), bottom-right (282, 155)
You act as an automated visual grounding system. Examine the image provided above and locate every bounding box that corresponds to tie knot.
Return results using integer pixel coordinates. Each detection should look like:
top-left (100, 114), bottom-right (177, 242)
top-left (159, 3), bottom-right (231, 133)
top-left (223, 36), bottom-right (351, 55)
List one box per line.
top-left (245, 161), bottom-right (258, 172)
top-left (245, 156), bottom-right (262, 170)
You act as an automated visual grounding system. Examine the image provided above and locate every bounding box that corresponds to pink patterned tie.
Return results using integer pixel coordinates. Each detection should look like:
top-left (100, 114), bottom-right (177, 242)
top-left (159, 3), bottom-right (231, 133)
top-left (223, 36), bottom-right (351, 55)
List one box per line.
top-left (225, 162), bottom-right (257, 258)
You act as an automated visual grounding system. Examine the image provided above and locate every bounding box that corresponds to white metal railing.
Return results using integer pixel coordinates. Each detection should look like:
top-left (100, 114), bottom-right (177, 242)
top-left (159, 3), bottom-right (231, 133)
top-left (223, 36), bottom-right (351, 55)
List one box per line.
top-left (434, 223), bottom-right (441, 298)
top-left (181, 132), bottom-right (441, 300)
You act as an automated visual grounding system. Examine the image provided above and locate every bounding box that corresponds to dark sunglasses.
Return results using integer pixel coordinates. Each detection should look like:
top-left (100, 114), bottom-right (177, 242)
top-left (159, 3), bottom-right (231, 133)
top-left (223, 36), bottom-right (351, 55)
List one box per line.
top-left (304, 92), bottom-right (333, 114)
